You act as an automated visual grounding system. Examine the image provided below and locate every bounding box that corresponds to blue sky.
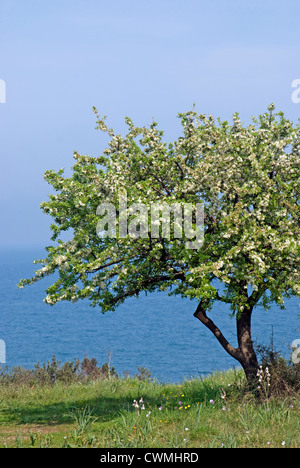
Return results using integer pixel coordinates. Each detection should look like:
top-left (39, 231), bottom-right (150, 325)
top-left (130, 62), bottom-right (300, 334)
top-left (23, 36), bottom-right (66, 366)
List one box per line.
top-left (0, 0), bottom-right (300, 246)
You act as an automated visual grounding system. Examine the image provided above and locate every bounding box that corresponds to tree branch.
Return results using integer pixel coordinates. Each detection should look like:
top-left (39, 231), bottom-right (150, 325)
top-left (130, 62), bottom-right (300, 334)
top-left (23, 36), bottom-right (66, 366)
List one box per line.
top-left (175, 161), bottom-right (185, 180)
top-left (193, 300), bottom-right (243, 363)
top-left (215, 293), bottom-right (232, 304)
top-left (110, 271), bottom-right (185, 306)
top-left (88, 258), bottom-right (124, 274)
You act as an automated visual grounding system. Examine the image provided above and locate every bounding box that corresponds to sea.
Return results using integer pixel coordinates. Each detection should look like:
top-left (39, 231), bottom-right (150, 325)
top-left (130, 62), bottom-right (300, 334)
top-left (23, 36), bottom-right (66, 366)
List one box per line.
top-left (0, 247), bottom-right (299, 383)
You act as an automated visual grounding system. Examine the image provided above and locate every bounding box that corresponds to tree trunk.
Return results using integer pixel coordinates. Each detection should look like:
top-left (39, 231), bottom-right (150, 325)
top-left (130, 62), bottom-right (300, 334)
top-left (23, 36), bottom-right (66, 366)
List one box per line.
top-left (194, 300), bottom-right (259, 385)
top-left (236, 307), bottom-right (258, 384)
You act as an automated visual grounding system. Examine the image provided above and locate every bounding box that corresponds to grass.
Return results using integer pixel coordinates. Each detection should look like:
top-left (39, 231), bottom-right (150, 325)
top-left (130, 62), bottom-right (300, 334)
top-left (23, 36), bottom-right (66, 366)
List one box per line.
top-left (0, 369), bottom-right (299, 448)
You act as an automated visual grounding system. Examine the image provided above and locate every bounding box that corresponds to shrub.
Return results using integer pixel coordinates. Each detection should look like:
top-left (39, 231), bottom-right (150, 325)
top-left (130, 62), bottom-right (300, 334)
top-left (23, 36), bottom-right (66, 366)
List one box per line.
top-left (255, 342), bottom-right (300, 397)
top-left (81, 356), bottom-right (118, 380)
top-left (134, 366), bottom-right (153, 382)
top-left (0, 355), bottom-right (118, 387)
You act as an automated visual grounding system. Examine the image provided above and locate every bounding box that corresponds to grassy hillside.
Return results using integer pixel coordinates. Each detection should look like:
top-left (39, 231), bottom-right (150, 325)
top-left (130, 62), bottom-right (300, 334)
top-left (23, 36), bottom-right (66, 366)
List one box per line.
top-left (0, 366), bottom-right (299, 448)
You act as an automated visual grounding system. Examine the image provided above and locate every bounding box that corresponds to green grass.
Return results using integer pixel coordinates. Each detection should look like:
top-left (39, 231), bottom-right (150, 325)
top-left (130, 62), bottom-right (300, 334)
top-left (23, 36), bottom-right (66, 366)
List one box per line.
top-left (0, 370), bottom-right (299, 448)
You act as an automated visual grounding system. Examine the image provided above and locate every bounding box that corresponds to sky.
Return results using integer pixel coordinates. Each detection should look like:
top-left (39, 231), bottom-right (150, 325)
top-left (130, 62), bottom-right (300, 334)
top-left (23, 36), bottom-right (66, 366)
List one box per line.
top-left (0, 0), bottom-right (300, 247)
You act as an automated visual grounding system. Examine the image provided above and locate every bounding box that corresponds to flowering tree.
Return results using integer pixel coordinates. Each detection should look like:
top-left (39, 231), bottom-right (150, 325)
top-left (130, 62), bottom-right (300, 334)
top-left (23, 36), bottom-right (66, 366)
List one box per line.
top-left (19, 104), bottom-right (300, 382)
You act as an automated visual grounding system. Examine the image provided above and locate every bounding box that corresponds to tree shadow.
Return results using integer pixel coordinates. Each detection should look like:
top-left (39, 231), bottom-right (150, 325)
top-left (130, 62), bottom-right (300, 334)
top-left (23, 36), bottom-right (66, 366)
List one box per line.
top-left (1, 374), bottom-right (238, 427)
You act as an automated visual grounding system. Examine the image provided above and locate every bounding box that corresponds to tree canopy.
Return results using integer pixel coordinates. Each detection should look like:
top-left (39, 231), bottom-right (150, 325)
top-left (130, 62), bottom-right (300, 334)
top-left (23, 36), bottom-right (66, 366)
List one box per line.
top-left (19, 104), bottom-right (300, 380)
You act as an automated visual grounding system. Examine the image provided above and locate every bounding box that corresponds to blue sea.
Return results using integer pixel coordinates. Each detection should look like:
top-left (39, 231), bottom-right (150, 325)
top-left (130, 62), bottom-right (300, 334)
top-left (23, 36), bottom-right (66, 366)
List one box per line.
top-left (1, 247), bottom-right (299, 383)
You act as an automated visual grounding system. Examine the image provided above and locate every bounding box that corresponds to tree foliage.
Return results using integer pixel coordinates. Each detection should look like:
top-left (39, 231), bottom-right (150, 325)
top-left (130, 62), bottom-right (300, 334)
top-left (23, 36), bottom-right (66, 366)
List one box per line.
top-left (19, 105), bottom-right (300, 380)
top-left (19, 105), bottom-right (299, 310)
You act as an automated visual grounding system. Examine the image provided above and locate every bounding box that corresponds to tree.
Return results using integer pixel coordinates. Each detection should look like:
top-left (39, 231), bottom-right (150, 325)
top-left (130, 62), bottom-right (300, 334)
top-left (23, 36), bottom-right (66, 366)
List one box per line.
top-left (19, 104), bottom-right (300, 383)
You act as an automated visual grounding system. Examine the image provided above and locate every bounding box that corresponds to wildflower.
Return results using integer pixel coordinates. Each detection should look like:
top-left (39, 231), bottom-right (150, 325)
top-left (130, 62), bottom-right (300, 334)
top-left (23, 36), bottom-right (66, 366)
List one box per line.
top-left (132, 397), bottom-right (146, 413)
top-left (256, 365), bottom-right (271, 397)
top-left (209, 399), bottom-right (215, 405)
top-left (158, 406), bottom-right (162, 411)
top-left (185, 427), bottom-right (189, 431)
top-left (282, 441), bottom-right (286, 446)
